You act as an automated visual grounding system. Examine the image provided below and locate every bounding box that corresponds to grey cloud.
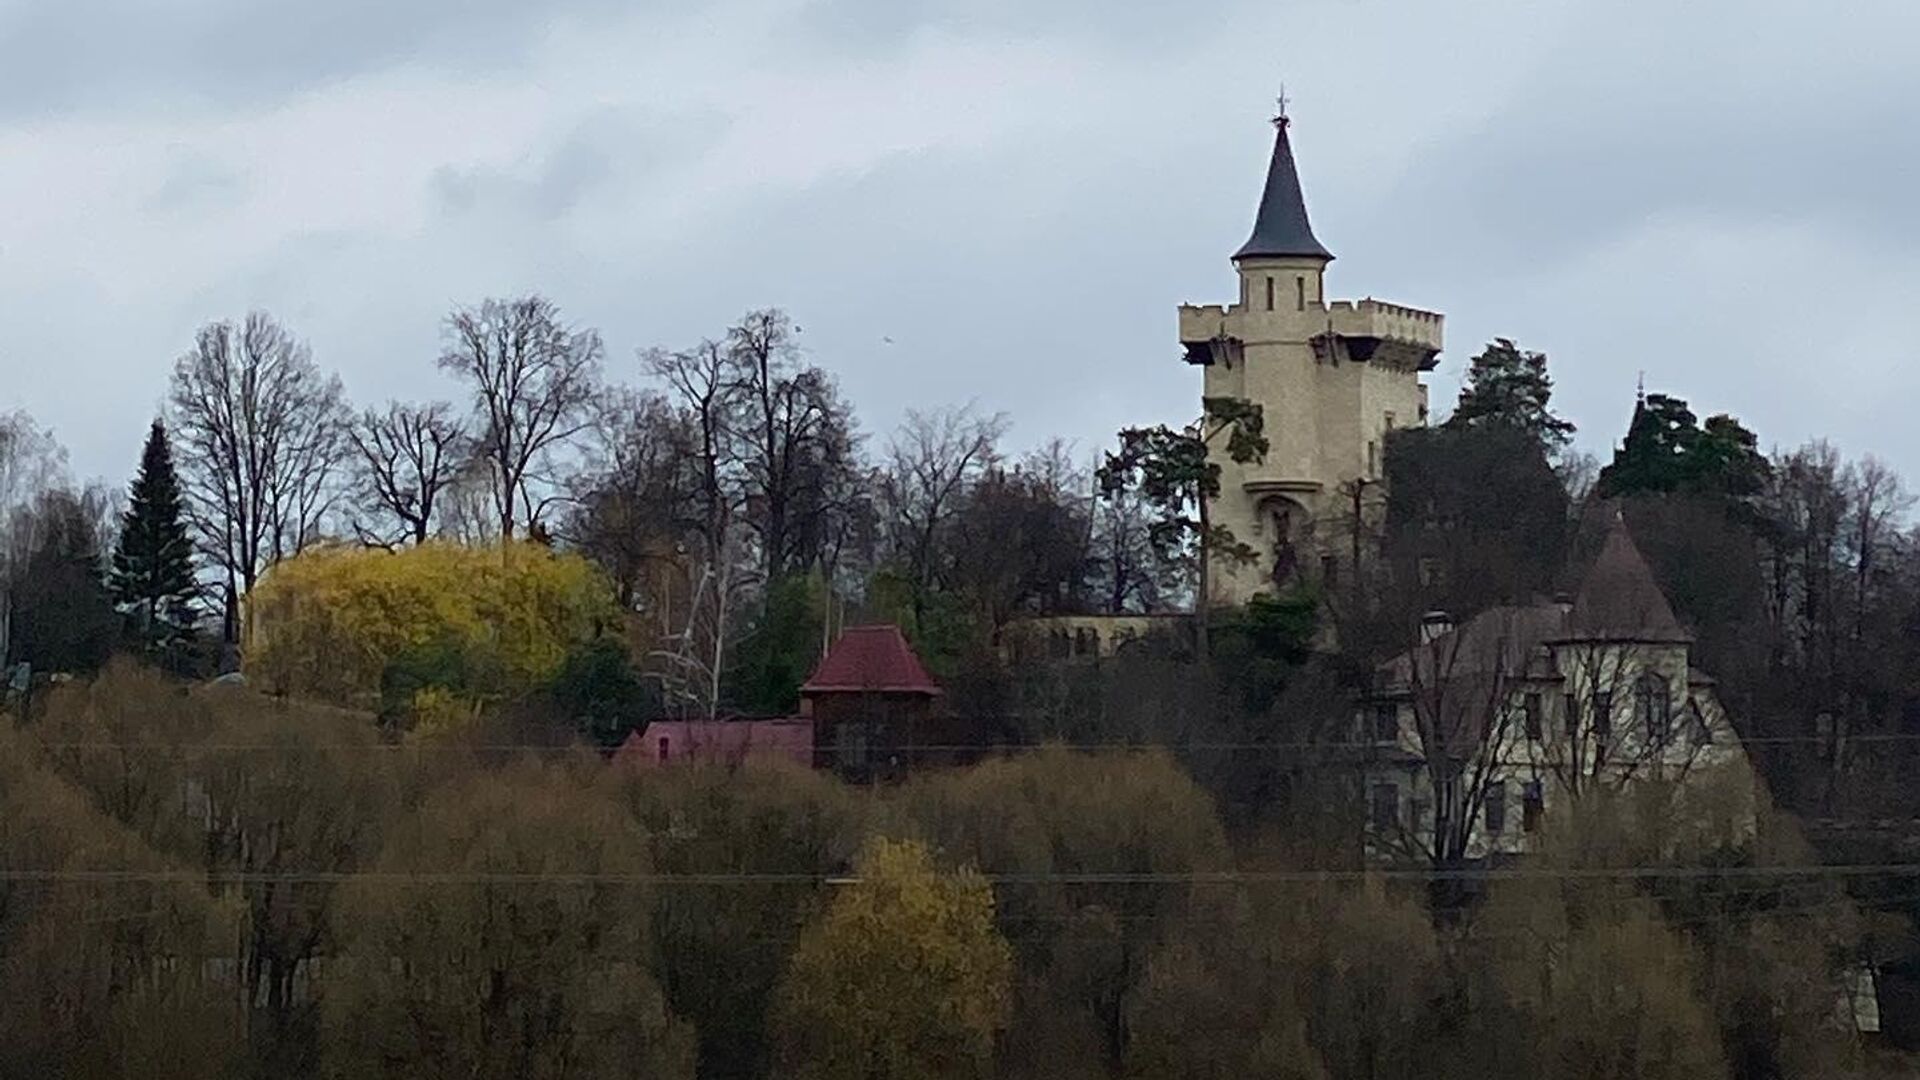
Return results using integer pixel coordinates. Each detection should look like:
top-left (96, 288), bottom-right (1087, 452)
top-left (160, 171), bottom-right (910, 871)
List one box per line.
top-left (784, 0), bottom-right (1249, 56)
top-left (0, 0), bottom-right (633, 117)
top-left (430, 107), bottom-right (726, 222)
top-left (1381, 3), bottom-right (1920, 278)
top-left (142, 151), bottom-right (247, 215)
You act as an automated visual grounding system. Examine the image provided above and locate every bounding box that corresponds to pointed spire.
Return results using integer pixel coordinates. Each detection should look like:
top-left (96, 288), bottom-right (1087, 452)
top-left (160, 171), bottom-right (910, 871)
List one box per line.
top-left (1233, 103), bottom-right (1333, 263)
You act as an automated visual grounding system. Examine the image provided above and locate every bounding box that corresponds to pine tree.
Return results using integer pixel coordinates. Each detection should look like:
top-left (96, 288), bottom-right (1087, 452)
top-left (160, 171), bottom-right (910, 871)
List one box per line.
top-left (1446, 337), bottom-right (1576, 452)
top-left (1596, 392), bottom-right (1768, 499)
top-left (109, 419), bottom-right (199, 651)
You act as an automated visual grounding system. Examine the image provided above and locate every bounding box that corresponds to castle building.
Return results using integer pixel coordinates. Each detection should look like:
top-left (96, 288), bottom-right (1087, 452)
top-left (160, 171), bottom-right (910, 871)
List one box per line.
top-left (1180, 107), bottom-right (1444, 607)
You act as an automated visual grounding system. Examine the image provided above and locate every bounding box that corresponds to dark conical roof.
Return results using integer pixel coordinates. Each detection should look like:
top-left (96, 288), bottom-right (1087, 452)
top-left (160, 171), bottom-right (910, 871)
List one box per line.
top-left (1565, 514), bottom-right (1692, 643)
top-left (1232, 118), bottom-right (1333, 262)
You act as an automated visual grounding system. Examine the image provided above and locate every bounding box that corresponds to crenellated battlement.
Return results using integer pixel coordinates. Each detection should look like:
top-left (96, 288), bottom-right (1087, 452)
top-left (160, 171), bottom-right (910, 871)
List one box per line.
top-left (1336, 297), bottom-right (1445, 350)
top-left (1180, 297), bottom-right (1444, 353)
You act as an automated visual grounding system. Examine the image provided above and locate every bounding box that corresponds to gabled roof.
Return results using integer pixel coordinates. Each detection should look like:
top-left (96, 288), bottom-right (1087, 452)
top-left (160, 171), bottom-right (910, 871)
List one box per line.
top-left (801, 624), bottom-right (942, 696)
top-left (1232, 117), bottom-right (1333, 263)
top-left (1564, 515), bottom-right (1692, 643)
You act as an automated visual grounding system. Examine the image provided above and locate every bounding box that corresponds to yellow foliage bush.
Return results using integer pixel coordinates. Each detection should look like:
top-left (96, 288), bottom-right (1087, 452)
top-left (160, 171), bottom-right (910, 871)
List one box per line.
top-left (245, 541), bottom-right (618, 710)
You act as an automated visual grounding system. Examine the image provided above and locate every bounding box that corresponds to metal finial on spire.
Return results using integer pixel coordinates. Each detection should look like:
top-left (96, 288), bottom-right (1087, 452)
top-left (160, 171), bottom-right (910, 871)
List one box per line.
top-left (1273, 84), bottom-right (1291, 128)
top-left (1636, 370), bottom-right (1646, 403)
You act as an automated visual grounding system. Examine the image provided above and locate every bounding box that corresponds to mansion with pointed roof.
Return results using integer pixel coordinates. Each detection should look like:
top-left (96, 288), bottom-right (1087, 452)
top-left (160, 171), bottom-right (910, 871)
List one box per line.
top-left (1360, 515), bottom-right (1757, 863)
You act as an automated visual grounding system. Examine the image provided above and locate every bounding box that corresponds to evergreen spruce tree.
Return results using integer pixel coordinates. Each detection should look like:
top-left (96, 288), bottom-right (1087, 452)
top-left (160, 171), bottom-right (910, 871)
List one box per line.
top-left (109, 419), bottom-right (200, 651)
top-left (1445, 337), bottom-right (1576, 452)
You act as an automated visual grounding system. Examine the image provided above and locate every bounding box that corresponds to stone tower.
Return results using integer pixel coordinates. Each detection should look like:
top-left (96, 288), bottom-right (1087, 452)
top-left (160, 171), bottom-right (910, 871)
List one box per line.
top-left (1178, 107), bottom-right (1444, 607)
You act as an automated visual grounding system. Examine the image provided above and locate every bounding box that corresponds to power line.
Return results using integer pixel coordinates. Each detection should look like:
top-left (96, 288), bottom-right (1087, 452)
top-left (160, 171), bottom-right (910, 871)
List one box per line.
top-left (9, 863), bottom-right (1920, 887)
top-left (27, 731), bottom-right (1920, 754)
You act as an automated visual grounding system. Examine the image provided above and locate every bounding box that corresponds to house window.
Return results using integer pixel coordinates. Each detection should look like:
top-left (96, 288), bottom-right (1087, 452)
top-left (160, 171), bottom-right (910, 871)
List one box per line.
top-left (1523, 693), bottom-right (1543, 740)
top-left (1266, 276), bottom-right (1275, 311)
top-left (1367, 440), bottom-right (1379, 477)
top-left (1592, 691), bottom-right (1613, 742)
top-left (1484, 781), bottom-right (1507, 835)
top-left (1370, 783), bottom-right (1399, 831)
top-left (1295, 275), bottom-right (1306, 311)
top-left (1635, 673), bottom-right (1671, 744)
top-left (1564, 693), bottom-right (1580, 742)
top-left (1522, 780), bottom-right (1545, 832)
top-left (1373, 702), bottom-right (1399, 743)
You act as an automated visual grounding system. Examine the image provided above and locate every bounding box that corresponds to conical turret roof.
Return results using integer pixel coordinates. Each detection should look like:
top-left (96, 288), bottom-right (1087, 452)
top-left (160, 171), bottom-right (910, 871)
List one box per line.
top-left (1565, 514), bottom-right (1692, 643)
top-left (1233, 117), bottom-right (1333, 262)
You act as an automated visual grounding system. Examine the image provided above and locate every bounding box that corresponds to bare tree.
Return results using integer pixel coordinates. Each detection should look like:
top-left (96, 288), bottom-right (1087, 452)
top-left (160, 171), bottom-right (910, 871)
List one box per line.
top-left (1090, 480), bottom-right (1162, 613)
top-left (644, 339), bottom-right (736, 553)
top-left (169, 313), bottom-right (346, 639)
top-left (0, 411), bottom-right (66, 662)
top-left (566, 389), bottom-right (700, 610)
top-left (878, 403), bottom-right (1008, 621)
top-left (726, 310), bottom-right (860, 582)
top-left (346, 401), bottom-right (467, 546)
top-left (437, 295), bottom-right (602, 539)
top-left (1392, 609), bottom-right (1526, 876)
top-left (1843, 455), bottom-right (1911, 649)
top-left (644, 339), bottom-right (746, 719)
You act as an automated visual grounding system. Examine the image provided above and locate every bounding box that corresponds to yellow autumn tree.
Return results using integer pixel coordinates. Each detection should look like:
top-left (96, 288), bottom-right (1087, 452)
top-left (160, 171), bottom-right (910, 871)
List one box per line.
top-left (772, 836), bottom-right (1013, 1080)
top-left (245, 541), bottom-right (618, 713)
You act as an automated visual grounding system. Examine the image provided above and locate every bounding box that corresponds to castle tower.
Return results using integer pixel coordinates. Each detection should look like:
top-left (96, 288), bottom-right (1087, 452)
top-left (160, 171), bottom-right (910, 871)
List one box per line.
top-left (1179, 105), bottom-right (1444, 607)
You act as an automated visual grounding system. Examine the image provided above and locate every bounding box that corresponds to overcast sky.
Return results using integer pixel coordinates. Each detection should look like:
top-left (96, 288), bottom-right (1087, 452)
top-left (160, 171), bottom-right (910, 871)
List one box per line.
top-left (5, 0), bottom-right (1918, 487)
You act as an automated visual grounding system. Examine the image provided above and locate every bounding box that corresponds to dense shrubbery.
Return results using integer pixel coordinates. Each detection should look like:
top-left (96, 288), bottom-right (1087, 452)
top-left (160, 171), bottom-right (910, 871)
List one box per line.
top-left (0, 664), bottom-right (1886, 1080)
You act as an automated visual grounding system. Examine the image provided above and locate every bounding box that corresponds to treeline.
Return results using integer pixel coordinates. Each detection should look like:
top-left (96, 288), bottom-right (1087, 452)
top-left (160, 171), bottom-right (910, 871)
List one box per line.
top-left (0, 300), bottom-right (1169, 717)
top-left (12, 319), bottom-right (1920, 829)
top-left (0, 663), bottom-right (1888, 1080)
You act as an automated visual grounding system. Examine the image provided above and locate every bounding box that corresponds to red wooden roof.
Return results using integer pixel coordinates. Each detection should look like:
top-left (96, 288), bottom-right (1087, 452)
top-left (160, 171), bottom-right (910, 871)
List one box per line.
top-left (801, 624), bottom-right (942, 696)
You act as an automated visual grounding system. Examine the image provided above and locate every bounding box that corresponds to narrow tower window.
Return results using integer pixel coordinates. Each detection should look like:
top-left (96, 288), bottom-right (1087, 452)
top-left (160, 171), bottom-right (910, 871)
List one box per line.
top-left (1295, 276), bottom-right (1306, 311)
top-left (1265, 276), bottom-right (1274, 311)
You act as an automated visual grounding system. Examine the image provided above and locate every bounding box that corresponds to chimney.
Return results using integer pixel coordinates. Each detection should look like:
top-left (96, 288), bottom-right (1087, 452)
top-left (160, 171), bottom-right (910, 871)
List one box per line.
top-left (1419, 610), bottom-right (1454, 645)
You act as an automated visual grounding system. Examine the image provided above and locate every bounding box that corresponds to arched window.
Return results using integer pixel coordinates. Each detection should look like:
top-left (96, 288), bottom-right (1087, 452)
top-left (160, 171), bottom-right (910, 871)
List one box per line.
top-left (1634, 672), bottom-right (1671, 744)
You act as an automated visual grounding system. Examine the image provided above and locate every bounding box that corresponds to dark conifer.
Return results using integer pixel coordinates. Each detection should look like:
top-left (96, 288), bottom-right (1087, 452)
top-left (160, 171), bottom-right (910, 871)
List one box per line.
top-left (109, 419), bottom-right (199, 649)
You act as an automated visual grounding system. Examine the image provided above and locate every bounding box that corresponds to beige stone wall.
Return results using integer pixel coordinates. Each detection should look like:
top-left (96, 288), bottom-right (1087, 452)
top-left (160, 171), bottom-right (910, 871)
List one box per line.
top-left (1183, 258), bottom-right (1441, 606)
